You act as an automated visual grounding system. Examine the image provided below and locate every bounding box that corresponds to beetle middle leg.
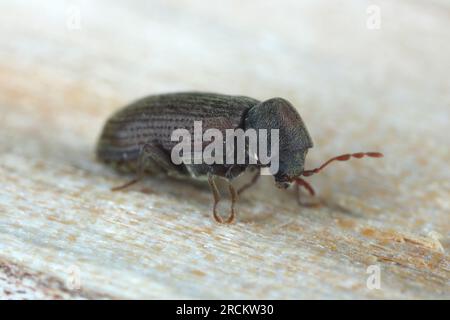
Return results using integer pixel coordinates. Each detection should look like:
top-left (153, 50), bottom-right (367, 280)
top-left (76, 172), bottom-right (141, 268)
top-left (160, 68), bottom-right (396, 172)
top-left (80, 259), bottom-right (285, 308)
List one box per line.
top-left (207, 173), bottom-right (238, 224)
top-left (237, 167), bottom-right (261, 196)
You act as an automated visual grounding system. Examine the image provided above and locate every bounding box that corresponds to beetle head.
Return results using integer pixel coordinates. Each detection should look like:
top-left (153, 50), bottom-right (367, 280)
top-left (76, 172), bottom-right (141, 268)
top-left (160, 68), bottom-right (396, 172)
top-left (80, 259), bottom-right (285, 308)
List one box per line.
top-left (245, 97), bottom-right (313, 188)
top-left (273, 149), bottom-right (308, 189)
top-left (246, 98), bottom-right (384, 193)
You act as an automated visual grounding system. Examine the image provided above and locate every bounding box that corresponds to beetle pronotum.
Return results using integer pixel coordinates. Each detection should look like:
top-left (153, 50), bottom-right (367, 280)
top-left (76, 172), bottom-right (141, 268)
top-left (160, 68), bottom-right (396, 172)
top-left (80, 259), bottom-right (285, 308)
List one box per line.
top-left (97, 92), bottom-right (383, 223)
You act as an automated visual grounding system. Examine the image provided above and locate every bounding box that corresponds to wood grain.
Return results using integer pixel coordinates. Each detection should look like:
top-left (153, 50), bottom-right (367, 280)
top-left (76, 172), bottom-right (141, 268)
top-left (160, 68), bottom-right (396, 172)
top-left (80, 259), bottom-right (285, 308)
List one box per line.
top-left (0, 0), bottom-right (449, 299)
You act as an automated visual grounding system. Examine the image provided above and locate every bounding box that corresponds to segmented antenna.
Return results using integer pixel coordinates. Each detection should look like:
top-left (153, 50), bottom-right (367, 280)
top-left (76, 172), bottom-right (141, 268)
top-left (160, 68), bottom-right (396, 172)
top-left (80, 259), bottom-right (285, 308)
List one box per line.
top-left (302, 152), bottom-right (383, 177)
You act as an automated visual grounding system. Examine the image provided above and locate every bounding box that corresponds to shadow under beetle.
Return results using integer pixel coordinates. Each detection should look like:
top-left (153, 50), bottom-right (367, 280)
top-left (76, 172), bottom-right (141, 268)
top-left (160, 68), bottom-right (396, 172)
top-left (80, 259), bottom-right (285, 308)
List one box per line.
top-left (97, 92), bottom-right (383, 223)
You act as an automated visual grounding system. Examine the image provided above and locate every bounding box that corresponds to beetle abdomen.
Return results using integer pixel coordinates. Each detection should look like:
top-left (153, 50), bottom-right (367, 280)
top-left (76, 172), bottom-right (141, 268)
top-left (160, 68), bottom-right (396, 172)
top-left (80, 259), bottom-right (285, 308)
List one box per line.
top-left (96, 92), bottom-right (259, 170)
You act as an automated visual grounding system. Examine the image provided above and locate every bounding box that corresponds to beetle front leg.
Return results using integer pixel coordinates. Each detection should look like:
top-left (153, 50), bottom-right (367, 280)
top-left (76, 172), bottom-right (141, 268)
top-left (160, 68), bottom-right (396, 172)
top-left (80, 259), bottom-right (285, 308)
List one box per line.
top-left (294, 177), bottom-right (317, 206)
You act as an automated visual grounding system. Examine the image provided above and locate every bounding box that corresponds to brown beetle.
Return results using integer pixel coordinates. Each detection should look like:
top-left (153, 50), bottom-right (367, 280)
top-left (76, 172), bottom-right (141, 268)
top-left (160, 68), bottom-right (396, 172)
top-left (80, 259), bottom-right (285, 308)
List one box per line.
top-left (97, 92), bottom-right (383, 223)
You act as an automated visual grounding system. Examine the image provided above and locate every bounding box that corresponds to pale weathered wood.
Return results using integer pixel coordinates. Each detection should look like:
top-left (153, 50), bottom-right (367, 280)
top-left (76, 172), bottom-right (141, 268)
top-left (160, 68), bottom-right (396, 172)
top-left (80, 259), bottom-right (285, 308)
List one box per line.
top-left (0, 0), bottom-right (448, 299)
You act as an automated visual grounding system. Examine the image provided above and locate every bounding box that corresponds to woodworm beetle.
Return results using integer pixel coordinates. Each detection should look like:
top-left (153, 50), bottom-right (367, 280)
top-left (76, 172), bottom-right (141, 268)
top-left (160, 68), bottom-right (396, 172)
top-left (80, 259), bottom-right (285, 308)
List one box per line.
top-left (97, 92), bottom-right (383, 223)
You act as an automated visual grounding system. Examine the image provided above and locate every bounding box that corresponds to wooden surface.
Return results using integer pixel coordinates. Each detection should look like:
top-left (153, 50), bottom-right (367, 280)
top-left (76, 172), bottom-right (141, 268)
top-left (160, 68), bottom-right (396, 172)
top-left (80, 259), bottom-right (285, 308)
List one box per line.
top-left (0, 0), bottom-right (449, 299)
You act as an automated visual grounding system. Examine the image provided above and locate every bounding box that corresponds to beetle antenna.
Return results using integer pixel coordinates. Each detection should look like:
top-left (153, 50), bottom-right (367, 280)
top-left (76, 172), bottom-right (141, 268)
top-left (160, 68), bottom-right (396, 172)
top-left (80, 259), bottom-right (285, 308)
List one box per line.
top-left (302, 152), bottom-right (383, 177)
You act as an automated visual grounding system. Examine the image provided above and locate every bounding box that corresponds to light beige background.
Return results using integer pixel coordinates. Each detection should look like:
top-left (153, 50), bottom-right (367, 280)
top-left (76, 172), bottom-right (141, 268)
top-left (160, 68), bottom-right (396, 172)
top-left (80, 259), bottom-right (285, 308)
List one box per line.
top-left (0, 0), bottom-right (449, 299)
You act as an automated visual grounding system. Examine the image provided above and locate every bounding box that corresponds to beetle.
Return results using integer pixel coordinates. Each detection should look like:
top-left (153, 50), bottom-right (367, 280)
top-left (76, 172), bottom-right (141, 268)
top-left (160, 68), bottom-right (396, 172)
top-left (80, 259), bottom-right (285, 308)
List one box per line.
top-left (96, 92), bottom-right (383, 223)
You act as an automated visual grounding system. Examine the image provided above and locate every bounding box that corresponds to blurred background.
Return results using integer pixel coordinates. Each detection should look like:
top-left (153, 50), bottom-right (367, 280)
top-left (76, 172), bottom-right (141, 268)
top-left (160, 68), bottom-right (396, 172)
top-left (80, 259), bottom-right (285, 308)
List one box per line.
top-left (0, 0), bottom-right (448, 299)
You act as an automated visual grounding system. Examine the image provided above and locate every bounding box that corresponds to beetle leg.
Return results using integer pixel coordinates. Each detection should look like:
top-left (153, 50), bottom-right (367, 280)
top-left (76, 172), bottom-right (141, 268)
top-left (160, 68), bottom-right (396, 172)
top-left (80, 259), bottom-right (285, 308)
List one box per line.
top-left (207, 174), bottom-right (238, 224)
top-left (139, 143), bottom-right (180, 173)
top-left (112, 143), bottom-right (176, 191)
top-left (111, 149), bottom-right (148, 191)
top-left (294, 183), bottom-right (301, 205)
top-left (293, 177), bottom-right (317, 206)
top-left (237, 167), bottom-right (261, 196)
top-left (225, 183), bottom-right (238, 224)
top-left (295, 177), bottom-right (315, 197)
top-left (207, 174), bottom-right (224, 223)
